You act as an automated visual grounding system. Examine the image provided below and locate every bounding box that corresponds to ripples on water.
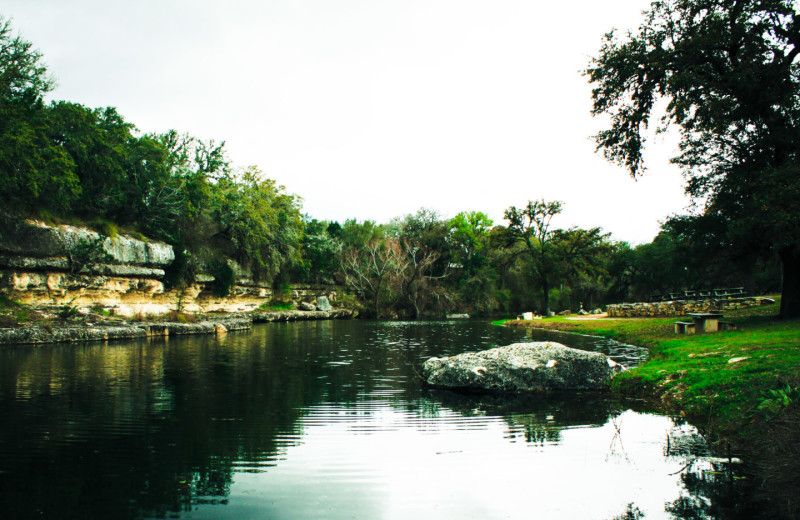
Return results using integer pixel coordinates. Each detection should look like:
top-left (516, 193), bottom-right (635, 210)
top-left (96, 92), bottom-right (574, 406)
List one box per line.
top-left (0, 320), bottom-right (753, 519)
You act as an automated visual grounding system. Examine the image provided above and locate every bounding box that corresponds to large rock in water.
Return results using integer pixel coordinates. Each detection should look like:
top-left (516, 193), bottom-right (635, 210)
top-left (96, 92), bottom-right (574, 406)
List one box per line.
top-left (422, 342), bottom-right (625, 393)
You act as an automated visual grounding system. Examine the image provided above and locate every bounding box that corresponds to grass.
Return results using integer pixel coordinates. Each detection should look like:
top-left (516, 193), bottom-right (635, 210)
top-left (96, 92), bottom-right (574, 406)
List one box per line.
top-left (259, 301), bottom-right (294, 311)
top-left (0, 294), bottom-right (34, 326)
top-left (503, 298), bottom-right (800, 517)
top-left (503, 298), bottom-right (800, 440)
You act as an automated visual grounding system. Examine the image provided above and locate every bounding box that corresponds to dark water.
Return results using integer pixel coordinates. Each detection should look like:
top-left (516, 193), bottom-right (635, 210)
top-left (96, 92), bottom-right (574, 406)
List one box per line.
top-left (0, 320), bottom-right (754, 519)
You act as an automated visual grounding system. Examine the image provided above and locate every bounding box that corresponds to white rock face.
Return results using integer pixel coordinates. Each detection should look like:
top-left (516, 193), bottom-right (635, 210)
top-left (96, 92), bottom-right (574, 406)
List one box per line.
top-left (0, 214), bottom-right (174, 267)
top-left (422, 342), bottom-right (625, 393)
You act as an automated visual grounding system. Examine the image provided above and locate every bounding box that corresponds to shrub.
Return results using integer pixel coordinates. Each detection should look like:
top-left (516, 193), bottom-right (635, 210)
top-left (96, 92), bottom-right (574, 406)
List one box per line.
top-left (210, 260), bottom-right (235, 298)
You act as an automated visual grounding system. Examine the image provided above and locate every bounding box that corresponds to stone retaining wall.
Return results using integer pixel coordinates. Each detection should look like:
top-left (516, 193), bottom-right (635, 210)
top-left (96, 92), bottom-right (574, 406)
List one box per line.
top-left (606, 297), bottom-right (767, 317)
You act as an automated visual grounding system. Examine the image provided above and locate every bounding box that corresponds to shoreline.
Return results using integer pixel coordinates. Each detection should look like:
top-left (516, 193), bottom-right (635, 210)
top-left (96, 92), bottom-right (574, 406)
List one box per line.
top-left (0, 308), bottom-right (357, 346)
top-left (502, 306), bottom-right (800, 519)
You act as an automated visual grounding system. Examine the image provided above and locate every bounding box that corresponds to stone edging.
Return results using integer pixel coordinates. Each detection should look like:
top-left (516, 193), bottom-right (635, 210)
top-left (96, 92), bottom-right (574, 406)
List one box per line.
top-left (0, 309), bottom-right (357, 346)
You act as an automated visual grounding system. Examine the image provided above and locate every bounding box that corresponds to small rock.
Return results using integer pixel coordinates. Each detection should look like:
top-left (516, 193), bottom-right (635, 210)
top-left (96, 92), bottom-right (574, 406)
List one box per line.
top-left (558, 310), bottom-right (572, 316)
top-left (728, 357), bottom-right (748, 364)
top-left (316, 296), bottom-right (333, 311)
top-left (299, 302), bottom-right (316, 311)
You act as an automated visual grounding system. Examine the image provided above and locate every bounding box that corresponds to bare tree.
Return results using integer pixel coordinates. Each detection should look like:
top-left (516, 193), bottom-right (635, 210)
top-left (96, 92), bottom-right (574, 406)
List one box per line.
top-left (339, 239), bottom-right (404, 317)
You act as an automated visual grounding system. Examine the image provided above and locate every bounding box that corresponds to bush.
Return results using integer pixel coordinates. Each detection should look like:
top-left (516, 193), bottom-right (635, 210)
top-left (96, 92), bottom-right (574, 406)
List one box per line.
top-left (210, 260), bottom-right (235, 298)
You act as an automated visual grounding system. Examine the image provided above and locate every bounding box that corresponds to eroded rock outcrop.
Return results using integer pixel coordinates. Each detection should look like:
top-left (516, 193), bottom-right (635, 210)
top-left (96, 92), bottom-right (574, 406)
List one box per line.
top-left (422, 342), bottom-right (625, 393)
top-left (0, 214), bottom-right (355, 324)
top-left (0, 213), bottom-right (174, 267)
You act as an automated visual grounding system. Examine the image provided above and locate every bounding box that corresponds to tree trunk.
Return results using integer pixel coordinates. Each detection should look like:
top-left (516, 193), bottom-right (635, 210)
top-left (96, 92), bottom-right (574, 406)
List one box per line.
top-left (779, 246), bottom-right (800, 319)
top-left (542, 278), bottom-right (551, 316)
top-left (373, 279), bottom-right (382, 318)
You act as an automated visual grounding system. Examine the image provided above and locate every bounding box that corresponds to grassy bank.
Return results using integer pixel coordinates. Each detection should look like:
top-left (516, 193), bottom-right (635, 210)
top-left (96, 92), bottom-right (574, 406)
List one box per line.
top-left (504, 299), bottom-right (800, 517)
top-left (504, 300), bottom-right (800, 437)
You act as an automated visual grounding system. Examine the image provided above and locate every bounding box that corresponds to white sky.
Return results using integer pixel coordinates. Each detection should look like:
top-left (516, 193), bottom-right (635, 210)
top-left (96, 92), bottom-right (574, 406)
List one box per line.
top-left (3, 0), bottom-right (690, 244)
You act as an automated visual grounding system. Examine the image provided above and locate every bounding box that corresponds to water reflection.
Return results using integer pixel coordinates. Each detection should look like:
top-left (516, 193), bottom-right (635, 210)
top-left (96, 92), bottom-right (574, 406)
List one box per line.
top-left (0, 321), bottom-right (754, 519)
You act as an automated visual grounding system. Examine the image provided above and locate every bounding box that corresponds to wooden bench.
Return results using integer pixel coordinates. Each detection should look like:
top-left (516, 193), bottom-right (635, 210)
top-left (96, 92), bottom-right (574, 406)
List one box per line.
top-left (674, 321), bottom-right (696, 334)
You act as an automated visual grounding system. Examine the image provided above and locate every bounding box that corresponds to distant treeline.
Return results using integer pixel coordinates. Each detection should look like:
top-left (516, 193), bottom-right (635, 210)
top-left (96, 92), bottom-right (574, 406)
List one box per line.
top-left (0, 17), bottom-right (780, 317)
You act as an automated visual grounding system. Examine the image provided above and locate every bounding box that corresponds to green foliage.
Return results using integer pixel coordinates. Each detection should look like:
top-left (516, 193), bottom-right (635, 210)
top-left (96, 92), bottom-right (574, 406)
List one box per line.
top-left (0, 18), bottom-right (80, 214)
top-left (504, 200), bottom-right (612, 314)
top-left (292, 218), bottom-right (343, 284)
top-left (209, 260), bottom-right (235, 298)
top-left (0, 294), bottom-right (27, 326)
top-left (58, 302), bottom-right (81, 319)
top-left (89, 219), bottom-right (119, 239)
top-left (339, 219), bottom-right (383, 249)
top-left (65, 237), bottom-right (114, 274)
top-left (759, 384), bottom-right (800, 420)
top-left (163, 247), bottom-right (198, 290)
top-left (258, 301), bottom-right (293, 311)
top-left (449, 210), bottom-right (493, 269)
top-left (210, 166), bottom-right (303, 283)
top-left (587, 0), bottom-right (800, 317)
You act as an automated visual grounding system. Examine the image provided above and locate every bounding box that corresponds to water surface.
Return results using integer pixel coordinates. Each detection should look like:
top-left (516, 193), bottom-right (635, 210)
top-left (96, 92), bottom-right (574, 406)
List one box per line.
top-left (0, 320), bottom-right (752, 519)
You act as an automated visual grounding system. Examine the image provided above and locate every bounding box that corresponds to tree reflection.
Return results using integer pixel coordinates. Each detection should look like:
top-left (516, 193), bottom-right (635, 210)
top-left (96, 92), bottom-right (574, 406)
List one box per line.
top-left (0, 321), bottom-right (770, 520)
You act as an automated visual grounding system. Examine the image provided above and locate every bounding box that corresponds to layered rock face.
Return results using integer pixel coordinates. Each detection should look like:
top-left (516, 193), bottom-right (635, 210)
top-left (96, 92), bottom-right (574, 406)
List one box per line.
top-left (0, 214), bottom-right (344, 316)
top-left (422, 342), bottom-right (625, 393)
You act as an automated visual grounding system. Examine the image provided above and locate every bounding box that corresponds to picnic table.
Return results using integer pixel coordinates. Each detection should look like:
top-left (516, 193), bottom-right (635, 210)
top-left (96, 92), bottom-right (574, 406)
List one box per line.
top-left (686, 312), bottom-right (724, 332)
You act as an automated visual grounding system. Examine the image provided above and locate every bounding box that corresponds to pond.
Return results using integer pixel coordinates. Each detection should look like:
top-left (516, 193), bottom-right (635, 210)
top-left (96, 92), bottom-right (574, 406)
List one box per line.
top-left (0, 320), bottom-right (756, 519)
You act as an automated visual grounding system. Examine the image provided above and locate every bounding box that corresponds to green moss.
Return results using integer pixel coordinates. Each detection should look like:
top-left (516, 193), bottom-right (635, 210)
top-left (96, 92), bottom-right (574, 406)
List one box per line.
top-left (0, 294), bottom-right (29, 325)
top-left (259, 301), bottom-right (293, 311)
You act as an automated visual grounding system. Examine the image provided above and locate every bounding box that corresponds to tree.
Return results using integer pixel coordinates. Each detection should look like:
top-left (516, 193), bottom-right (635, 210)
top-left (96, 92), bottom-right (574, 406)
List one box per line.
top-left (551, 227), bottom-right (613, 310)
top-left (448, 211), bottom-right (499, 314)
top-left (449, 211), bottom-right (494, 271)
top-left (210, 166), bottom-right (304, 283)
top-left (504, 199), bottom-right (563, 315)
top-left (586, 0), bottom-right (800, 317)
top-left (339, 237), bottom-right (404, 317)
top-left (0, 17), bottom-right (78, 214)
top-left (394, 209), bottom-right (451, 318)
top-left (293, 218), bottom-right (342, 284)
top-left (46, 102), bottom-right (139, 219)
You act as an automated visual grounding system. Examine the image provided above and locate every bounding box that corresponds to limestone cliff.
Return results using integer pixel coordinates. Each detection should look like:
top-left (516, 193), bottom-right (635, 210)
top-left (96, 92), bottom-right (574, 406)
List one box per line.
top-left (0, 214), bottom-right (344, 316)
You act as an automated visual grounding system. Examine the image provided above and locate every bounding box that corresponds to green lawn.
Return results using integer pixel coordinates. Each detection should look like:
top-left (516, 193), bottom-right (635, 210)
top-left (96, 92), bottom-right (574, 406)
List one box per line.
top-left (503, 299), bottom-right (800, 440)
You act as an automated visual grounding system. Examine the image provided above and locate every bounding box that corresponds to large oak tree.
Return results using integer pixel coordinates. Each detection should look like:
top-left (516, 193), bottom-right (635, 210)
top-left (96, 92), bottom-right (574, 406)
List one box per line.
top-left (587, 0), bottom-right (800, 318)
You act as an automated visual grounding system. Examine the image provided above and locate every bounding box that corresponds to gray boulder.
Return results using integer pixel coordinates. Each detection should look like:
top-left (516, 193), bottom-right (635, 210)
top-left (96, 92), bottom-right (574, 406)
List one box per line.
top-left (299, 301), bottom-right (316, 311)
top-left (316, 296), bottom-right (332, 311)
top-left (422, 342), bottom-right (624, 393)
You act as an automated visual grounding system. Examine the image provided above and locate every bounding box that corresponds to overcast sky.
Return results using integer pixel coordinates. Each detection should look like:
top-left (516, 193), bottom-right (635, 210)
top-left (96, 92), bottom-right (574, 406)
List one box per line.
top-left (3, 0), bottom-right (689, 244)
